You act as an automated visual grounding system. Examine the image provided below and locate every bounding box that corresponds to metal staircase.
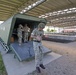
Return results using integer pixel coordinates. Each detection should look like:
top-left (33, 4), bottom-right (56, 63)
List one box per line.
top-left (0, 38), bottom-right (9, 53)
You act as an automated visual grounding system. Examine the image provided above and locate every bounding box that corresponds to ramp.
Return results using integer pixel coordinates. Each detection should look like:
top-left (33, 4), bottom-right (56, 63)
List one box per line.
top-left (10, 41), bottom-right (51, 61)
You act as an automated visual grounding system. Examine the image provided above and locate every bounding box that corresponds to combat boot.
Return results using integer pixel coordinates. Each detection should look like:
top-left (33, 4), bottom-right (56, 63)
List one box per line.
top-left (40, 64), bottom-right (45, 69)
top-left (36, 67), bottom-right (41, 73)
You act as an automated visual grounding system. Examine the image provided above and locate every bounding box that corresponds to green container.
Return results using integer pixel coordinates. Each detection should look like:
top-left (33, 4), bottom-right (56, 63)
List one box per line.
top-left (0, 14), bottom-right (47, 46)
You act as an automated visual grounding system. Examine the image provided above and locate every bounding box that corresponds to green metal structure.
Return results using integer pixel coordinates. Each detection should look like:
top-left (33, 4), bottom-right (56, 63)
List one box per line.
top-left (0, 13), bottom-right (46, 46)
top-left (0, 14), bottom-right (49, 61)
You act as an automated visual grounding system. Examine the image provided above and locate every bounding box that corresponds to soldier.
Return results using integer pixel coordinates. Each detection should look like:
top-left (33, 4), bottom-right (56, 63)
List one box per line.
top-left (23, 24), bottom-right (30, 42)
top-left (17, 24), bottom-right (23, 46)
top-left (31, 22), bottom-right (46, 73)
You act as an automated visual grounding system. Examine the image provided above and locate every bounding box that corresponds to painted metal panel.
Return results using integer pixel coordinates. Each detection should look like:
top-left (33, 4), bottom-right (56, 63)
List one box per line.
top-left (10, 41), bottom-right (51, 61)
top-left (14, 14), bottom-right (47, 23)
top-left (0, 16), bottom-right (13, 44)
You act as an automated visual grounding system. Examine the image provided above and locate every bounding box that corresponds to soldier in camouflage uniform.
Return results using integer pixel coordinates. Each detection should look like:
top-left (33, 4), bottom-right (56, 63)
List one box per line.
top-left (17, 24), bottom-right (23, 46)
top-left (31, 23), bottom-right (46, 73)
top-left (23, 24), bottom-right (30, 42)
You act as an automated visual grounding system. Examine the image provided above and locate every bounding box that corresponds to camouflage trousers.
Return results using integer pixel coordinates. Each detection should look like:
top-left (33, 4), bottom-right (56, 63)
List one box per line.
top-left (33, 41), bottom-right (44, 67)
top-left (18, 33), bottom-right (22, 45)
top-left (24, 32), bottom-right (28, 42)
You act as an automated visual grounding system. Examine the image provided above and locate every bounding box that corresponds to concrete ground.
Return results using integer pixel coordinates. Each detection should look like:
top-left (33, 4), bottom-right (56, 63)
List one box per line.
top-left (41, 40), bottom-right (76, 75)
top-left (23, 40), bottom-right (76, 75)
top-left (0, 44), bottom-right (61, 75)
top-left (1, 40), bottom-right (76, 75)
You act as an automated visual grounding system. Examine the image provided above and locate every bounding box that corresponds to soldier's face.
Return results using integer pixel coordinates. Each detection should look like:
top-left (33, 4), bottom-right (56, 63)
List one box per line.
top-left (39, 28), bottom-right (44, 30)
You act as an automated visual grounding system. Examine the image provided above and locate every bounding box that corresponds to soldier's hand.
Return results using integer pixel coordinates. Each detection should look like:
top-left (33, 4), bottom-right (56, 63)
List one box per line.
top-left (36, 36), bottom-right (42, 41)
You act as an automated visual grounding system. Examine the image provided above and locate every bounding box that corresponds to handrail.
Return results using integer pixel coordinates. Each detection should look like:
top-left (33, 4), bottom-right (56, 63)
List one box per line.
top-left (0, 38), bottom-right (9, 53)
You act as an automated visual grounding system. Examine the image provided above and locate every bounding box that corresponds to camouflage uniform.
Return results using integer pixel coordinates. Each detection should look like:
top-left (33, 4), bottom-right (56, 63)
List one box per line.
top-left (23, 24), bottom-right (30, 42)
top-left (17, 24), bottom-right (23, 45)
top-left (31, 23), bottom-right (45, 67)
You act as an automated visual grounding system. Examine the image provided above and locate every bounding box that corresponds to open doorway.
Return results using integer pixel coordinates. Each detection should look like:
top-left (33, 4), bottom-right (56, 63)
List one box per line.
top-left (11, 18), bottom-right (39, 43)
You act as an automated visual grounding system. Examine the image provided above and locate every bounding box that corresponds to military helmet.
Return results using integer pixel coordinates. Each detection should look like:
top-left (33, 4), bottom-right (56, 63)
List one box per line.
top-left (38, 23), bottom-right (45, 28)
top-left (19, 24), bottom-right (23, 28)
